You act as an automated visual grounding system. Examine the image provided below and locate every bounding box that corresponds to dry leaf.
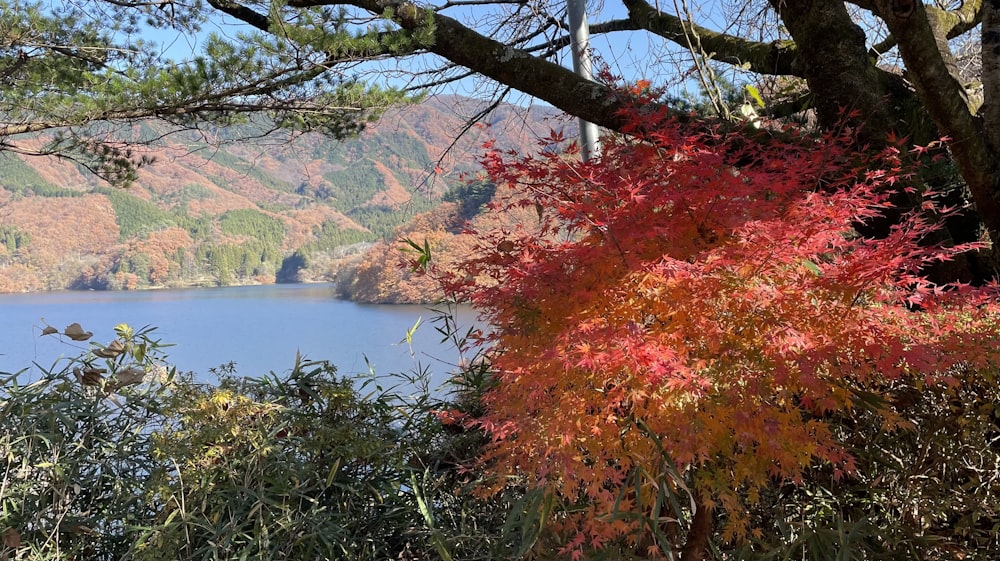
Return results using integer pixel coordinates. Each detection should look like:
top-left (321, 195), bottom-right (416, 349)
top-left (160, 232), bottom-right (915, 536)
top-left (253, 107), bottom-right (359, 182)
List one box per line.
top-left (74, 366), bottom-right (106, 387)
top-left (107, 367), bottom-right (145, 392)
top-left (64, 323), bottom-right (93, 341)
top-left (67, 524), bottom-right (96, 535)
top-left (93, 339), bottom-right (126, 358)
top-left (497, 240), bottom-right (517, 253)
top-left (41, 326), bottom-right (58, 336)
top-left (1, 527), bottom-right (20, 548)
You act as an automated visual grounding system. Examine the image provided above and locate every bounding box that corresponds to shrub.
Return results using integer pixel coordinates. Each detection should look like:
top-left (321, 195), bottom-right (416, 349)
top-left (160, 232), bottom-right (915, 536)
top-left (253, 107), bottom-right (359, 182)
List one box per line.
top-left (0, 320), bottom-right (511, 561)
top-left (0, 324), bottom-right (174, 561)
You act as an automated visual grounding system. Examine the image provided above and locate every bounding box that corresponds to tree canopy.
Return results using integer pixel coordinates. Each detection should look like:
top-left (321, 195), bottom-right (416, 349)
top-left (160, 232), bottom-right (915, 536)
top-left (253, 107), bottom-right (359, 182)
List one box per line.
top-left (210, 0), bottom-right (1000, 282)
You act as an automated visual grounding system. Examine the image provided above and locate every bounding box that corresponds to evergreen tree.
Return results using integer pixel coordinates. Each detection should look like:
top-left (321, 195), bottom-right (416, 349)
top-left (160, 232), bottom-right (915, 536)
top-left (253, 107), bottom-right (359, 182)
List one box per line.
top-left (0, 0), bottom-right (412, 184)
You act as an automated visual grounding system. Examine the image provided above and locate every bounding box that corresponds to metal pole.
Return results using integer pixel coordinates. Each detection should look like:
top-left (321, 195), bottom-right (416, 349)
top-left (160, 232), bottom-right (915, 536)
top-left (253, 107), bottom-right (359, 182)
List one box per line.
top-left (567, 0), bottom-right (600, 162)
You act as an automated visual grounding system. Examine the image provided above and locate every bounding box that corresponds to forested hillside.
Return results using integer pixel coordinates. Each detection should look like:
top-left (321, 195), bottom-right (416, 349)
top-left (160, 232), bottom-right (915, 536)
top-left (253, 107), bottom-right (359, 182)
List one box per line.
top-left (0, 97), bottom-right (566, 293)
top-left (343, 180), bottom-right (536, 304)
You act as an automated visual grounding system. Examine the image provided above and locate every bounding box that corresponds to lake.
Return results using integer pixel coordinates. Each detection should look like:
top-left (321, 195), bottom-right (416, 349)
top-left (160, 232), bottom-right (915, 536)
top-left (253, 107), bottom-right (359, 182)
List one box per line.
top-left (0, 284), bottom-right (481, 389)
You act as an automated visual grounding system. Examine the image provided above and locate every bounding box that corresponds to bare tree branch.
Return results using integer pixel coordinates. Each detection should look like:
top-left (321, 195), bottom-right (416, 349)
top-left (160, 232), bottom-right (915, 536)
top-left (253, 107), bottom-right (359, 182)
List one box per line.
top-left (284, 0), bottom-right (655, 130)
top-left (206, 0), bottom-right (271, 32)
top-left (622, 0), bottom-right (799, 76)
top-left (868, 0), bottom-right (984, 56)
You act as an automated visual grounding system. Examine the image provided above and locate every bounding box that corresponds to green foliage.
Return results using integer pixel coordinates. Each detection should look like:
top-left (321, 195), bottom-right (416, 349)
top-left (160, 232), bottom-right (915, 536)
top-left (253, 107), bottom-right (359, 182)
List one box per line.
top-left (348, 200), bottom-right (436, 240)
top-left (22, 183), bottom-right (83, 198)
top-left (271, 81), bottom-right (408, 138)
top-left (173, 209), bottom-right (214, 241)
top-left (113, 251), bottom-right (152, 279)
top-left (0, 154), bottom-right (80, 197)
top-left (371, 130), bottom-right (432, 165)
top-left (0, 1), bottom-right (115, 101)
top-left (277, 6), bottom-right (432, 61)
top-left (218, 208), bottom-right (286, 247)
top-left (202, 149), bottom-right (295, 193)
top-left (310, 219), bottom-right (377, 250)
top-left (100, 188), bottom-right (176, 240)
top-left (138, 359), bottom-right (418, 561)
top-left (730, 373), bottom-right (1000, 560)
top-left (53, 136), bottom-right (155, 186)
top-left (203, 241), bottom-right (279, 284)
top-left (0, 0), bottom-right (411, 184)
top-left (276, 249), bottom-right (310, 283)
top-left (666, 68), bottom-right (747, 117)
top-left (0, 319), bottom-right (512, 561)
top-left (192, 209), bottom-right (288, 283)
top-left (403, 236), bottom-right (433, 271)
top-left (0, 324), bottom-right (176, 561)
top-left (442, 180), bottom-right (496, 221)
top-left (0, 225), bottom-right (30, 253)
top-left (169, 183), bottom-right (214, 206)
top-left (324, 162), bottom-right (390, 211)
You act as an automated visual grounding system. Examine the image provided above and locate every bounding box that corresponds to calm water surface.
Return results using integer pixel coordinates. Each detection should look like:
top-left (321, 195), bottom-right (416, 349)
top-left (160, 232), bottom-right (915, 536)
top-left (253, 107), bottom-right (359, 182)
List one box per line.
top-left (0, 284), bottom-right (478, 386)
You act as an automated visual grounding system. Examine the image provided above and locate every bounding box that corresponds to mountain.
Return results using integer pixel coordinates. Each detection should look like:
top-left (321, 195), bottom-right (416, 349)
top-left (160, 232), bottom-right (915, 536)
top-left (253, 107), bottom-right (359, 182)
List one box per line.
top-left (0, 96), bottom-right (572, 293)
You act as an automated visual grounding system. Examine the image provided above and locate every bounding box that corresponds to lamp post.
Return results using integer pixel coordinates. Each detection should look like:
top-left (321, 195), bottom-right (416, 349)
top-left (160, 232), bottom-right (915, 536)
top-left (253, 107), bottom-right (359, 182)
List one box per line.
top-left (567, 0), bottom-right (601, 161)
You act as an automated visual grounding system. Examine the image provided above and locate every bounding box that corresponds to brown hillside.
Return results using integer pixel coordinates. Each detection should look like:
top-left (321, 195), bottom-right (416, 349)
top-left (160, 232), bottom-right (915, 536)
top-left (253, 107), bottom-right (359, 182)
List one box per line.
top-left (0, 95), bottom-right (569, 293)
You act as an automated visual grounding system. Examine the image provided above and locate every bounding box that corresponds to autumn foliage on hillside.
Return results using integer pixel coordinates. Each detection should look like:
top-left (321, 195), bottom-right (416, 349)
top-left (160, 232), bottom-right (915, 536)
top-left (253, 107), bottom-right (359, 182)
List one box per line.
top-left (434, 104), bottom-right (1000, 558)
top-left (347, 202), bottom-right (470, 303)
top-left (347, 184), bottom-right (537, 303)
top-left (0, 97), bottom-right (560, 293)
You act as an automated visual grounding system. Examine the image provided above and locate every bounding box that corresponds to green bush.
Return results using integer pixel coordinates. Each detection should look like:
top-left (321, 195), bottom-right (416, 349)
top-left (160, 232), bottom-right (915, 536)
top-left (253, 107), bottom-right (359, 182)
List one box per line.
top-left (729, 373), bottom-right (1000, 561)
top-left (138, 359), bottom-right (422, 561)
top-left (9, 313), bottom-right (996, 561)
top-left (0, 324), bottom-right (174, 561)
top-left (0, 318), bottom-right (514, 561)
top-left (0, 225), bottom-right (30, 253)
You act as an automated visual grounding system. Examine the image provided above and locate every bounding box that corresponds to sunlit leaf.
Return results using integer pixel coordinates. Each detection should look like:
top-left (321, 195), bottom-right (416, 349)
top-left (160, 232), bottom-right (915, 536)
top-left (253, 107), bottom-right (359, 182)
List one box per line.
top-left (745, 84), bottom-right (765, 108)
top-left (405, 317), bottom-right (422, 346)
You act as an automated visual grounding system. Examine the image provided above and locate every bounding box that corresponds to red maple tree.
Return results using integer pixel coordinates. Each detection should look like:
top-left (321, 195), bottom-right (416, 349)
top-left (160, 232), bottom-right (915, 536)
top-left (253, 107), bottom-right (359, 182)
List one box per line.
top-left (432, 102), bottom-right (1000, 559)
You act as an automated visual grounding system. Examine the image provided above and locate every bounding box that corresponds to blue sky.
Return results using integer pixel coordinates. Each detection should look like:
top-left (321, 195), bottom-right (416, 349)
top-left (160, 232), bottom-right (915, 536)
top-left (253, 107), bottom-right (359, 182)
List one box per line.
top-left (140, 0), bottom-right (748, 106)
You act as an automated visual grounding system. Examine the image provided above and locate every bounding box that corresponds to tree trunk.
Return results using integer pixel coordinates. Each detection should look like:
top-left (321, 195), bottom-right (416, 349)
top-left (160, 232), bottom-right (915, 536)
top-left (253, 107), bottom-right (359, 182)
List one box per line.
top-left (874, 0), bottom-right (1000, 257)
top-left (680, 492), bottom-right (713, 561)
top-left (767, 0), bottom-right (893, 143)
